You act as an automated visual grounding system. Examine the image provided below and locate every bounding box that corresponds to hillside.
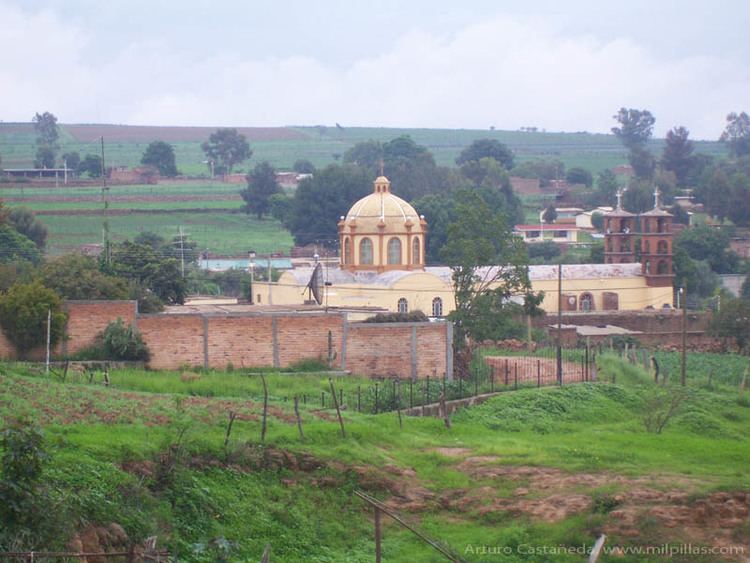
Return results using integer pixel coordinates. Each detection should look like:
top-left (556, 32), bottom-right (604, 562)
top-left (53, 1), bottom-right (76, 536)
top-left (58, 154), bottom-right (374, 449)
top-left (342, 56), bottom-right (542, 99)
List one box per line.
top-left (0, 122), bottom-right (726, 176)
top-left (0, 354), bottom-right (748, 561)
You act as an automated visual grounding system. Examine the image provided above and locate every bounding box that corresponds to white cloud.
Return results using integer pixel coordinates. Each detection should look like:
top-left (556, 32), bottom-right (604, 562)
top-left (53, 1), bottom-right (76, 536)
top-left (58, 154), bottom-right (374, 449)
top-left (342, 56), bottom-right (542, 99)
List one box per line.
top-left (1, 5), bottom-right (747, 140)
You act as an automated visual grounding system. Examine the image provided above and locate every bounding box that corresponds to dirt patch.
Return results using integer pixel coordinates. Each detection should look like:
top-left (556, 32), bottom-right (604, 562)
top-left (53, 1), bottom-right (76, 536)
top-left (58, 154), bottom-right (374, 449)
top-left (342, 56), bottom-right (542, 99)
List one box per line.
top-left (432, 447), bottom-right (471, 458)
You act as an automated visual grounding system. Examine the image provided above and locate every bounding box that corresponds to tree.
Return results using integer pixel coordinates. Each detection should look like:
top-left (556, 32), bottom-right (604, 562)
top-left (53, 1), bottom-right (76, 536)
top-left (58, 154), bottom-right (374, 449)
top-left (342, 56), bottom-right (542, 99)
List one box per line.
top-left (511, 159), bottom-right (565, 187)
top-left (201, 128), bottom-right (251, 175)
top-left (0, 282), bottom-right (66, 356)
top-left (78, 154), bottom-right (102, 178)
top-left (410, 194), bottom-right (455, 264)
top-left (628, 145), bottom-right (656, 180)
top-left (675, 225), bottom-right (738, 274)
top-left (527, 241), bottom-right (560, 261)
top-left (343, 140), bottom-right (383, 171)
top-left (593, 169), bottom-right (619, 206)
top-left (61, 151), bottom-right (80, 173)
top-left (456, 139), bottom-right (514, 170)
top-left (622, 180), bottom-right (655, 214)
top-left (0, 225), bottom-right (41, 265)
top-left (141, 141), bottom-right (178, 177)
top-left (565, 167), bottom-right (593, 187)
top-left (287, 164), bottom-right (371, 246)
top-left (709, 298), bottom-right (750, 353)
top-left (542, 205), bottom-right (557, 224)
top-left (612, 108), bottom-right (655, 149)
top-left (440, 190), bottom-right (535, 371)
top-left (269, 193), bottom-right (293, 224)
top-left (6, 207), bottom-right (47, 249)
top-left (673, 248), bottom-right (718, 298)
top-left (241, 162), bottom-right (281, 219)
top-left (111, 241), bottom-right (186, 306)
top-left (293, 159), bottom-right (315, 174)
top-left (33, 147), bottom-right (56, 169)
top-left (719, 111), bottom-right (750, 158)
top-left (661, 126), bottom-right (695, 186)
top-left (38, 254), bottom-right (129, 300)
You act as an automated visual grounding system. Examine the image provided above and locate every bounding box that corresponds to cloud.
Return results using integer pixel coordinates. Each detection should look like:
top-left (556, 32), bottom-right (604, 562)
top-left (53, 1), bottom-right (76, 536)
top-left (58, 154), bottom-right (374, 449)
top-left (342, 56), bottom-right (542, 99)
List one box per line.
top-left (1, 5), bottom-right (747, 140)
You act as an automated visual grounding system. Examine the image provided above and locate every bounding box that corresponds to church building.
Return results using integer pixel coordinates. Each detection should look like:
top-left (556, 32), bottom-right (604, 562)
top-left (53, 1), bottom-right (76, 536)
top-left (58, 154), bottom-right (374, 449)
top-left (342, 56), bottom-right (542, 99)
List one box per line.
top-left (255, 177), bottom-right (675, 316)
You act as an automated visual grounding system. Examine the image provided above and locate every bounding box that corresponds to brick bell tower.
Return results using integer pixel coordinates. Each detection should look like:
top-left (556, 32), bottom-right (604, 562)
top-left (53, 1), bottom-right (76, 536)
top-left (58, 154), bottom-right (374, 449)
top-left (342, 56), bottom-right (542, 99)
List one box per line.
top-left (639, 188), bottom-right (674, 287)
top-left (603, 190), bottom-right (637, 264)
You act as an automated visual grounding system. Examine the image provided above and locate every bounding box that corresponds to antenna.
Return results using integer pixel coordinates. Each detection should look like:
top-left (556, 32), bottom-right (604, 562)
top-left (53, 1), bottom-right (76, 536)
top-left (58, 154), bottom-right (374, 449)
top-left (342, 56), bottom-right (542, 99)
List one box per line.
top-left (306, 263), bottom-right (324, 305)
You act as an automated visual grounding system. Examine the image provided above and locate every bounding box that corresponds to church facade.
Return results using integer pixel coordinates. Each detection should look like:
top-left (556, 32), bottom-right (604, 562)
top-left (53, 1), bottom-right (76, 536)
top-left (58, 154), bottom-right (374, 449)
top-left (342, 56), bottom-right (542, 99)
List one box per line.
top-left (255, 177), bottom-right (675, 316)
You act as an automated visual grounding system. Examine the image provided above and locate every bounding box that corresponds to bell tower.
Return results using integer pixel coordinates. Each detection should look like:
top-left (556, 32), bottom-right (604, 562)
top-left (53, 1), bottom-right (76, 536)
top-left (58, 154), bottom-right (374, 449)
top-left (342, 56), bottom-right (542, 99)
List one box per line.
top-left (603, 190), bottom-right (636, 264)
top-left (639, 188), bottom-right (674, 287)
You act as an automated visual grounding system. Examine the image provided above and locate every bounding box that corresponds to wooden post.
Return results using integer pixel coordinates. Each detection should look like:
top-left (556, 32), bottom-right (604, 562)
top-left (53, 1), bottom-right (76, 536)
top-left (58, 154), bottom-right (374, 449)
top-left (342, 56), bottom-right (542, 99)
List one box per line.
top-left (504, 359), bottom-right (509, 386)
top-left (588, 534), bottom-right (607, 563)
top-left (681, 284), bottom-right (687, 387)
top-left (294, 396), bottom-right (304, 441)
top-left (260, 373), bottom-right (268, 443)
top-left (321, 392), bottom-right (325, 408)
top-left (224, 411), bottom-right (237, 449)
top-left (374, 506), bottom-right (382, 563)
top-left (45, 308), bottom-right (51, 375)
top-left (514, 363), bottom-right (518, 390)
top-left (739, 367), bottom-right (748, 392)
top-left (329, 378), bottom-right (346, 438)
top-left (261, 544), bottom-right (271, 563)
top-left (651, 356), bottom-right (660, 383)
top-left (409, 380), bottom-right (413, 408)
top-left (396, 381), bottom-right (402, 429)
top-left (426, 376), bottom-right (430, 404)
top-left (537, 359), bottom-right (541, 387)
top-left (439, 392), bottom-right (451, 429)
top-left (490, 364), bottom-right (495, 392)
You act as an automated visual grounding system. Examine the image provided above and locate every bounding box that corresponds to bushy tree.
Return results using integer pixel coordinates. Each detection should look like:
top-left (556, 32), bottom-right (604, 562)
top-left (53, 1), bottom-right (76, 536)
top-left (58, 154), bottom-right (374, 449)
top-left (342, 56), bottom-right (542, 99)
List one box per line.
top-left (33, 147), bottom-right (55, 169)
top-left (201, 128), bottom-right (252, 175)
top-left (410, 193), bottom-right (455, 264)
top-left (511, 159), bottom-right (565, 187)
top-left (456, 139), bottom-right (514, 170)
top-left (527, 241), bottom-right (560, 261)
top-left (673, 248), bottom-right (718, 298)
top-left (39, 254), bottom-right (128, 300)
top-left (102, 318), bottom-right (149, 361)
top-left (565, 167), bottom-right (593, 187)
top-left (0, 225), bottom-right (41, 265)
top-left (0, 282), bottom-right (67, 355)
top-left (293, 159), bottom-right (315, 174)
top-left (675, 225), bottom-right (738, 274)
top-left (6, 207), bottom-right (47, 249)
top-left (61, 151), bottom-right (80, 172)
top-left (542, 205), bottom-right (557, 224)
top-left (78, 154), bottom-right (102, 178)
top-left (287, 164), bottom-right (371, 246)
top-left (709, 298), bottom-right (750, 353)
top-left (141, 141), bottom-right (178, 176)
top-left (241, 161), bottom-right (281, 219)
top-left (661, 126), bottom-right (694, 186)
top-left (719, 111), bottom-right (750, 158)
top-left (612, 108), bottom-right (655, 149)
top-left (32, 112), bottom-right (59, 169)
top-left (441, 189), bottom-right (536, 369)
top-left (111, 241), bottom-right (186, 305)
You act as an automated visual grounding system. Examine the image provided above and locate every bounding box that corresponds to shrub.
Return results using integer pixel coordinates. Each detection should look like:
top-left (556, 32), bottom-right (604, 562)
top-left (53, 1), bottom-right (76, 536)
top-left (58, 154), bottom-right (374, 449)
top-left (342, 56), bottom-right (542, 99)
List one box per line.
top-left (362, 310), bottom-right (429, 323)
top-left (102, 318), bottom-right (150, 361)
top-left (0, 282), bottom-right (67, 356)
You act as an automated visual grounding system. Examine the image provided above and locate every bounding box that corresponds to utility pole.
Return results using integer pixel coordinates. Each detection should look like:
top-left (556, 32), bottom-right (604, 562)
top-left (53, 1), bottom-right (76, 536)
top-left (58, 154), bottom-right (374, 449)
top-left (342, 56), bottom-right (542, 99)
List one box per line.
top-left (45, 308), bottom-right (51, 375)
top-left (178, 226), bottom-right (185, 278)
top-left (681, 284), bottom-right (687, 386)
top-left (556, 263), bottom-right (563, 385)
top-left (267, 256), bottom-right (273, 305)
top-left (101, 136), bottom-right (110, 267)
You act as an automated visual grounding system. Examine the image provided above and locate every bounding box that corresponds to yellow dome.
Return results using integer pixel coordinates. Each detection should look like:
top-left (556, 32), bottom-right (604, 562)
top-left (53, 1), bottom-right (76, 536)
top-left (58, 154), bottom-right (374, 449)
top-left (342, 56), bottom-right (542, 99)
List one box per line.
top-left (345, 188), bottom-right (423, 235)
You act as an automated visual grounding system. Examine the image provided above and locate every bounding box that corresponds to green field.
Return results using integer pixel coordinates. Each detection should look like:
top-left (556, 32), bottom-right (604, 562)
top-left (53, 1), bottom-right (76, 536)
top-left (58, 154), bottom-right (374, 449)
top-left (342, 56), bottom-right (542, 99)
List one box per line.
top-left (0, 122), bottom-right (727, 176)
top-left (0, 352), bottom-right (748, 561)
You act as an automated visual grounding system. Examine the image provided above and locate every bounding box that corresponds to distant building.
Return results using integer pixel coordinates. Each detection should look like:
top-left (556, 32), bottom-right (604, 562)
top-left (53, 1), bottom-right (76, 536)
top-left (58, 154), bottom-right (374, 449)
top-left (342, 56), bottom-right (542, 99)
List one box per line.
top-left (514, 224), bottom-right (582, 244)
top-left (253, 175), bottom-right (675, 314)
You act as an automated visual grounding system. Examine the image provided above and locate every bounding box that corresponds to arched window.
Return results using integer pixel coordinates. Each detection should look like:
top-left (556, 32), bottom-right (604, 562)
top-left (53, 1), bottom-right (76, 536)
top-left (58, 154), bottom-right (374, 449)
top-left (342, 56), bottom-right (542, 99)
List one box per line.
top-left (579, 292), bottom-right (594, 312)
top-left (657, 218), bottom-right (665, 233)
top-left (644, 240), bottom-right (650, 254)
top-left (432, 297), bottom-right (443, 317)
top-left (657, 260), bottom-right (669, 275)
top-left (343, 238), bottom-right (351, 265)
top-left (412, 237), bottom-right (421, 265)
top-left (359, 238), bottom-right (373, 265)
top-left (657, 240), bottom-right (668, 254)
top-left (397, 298), bottom-right (408, 313)
top-left (643, 219), bottom-right (651, 234)
top-left (645, 260), bottom-right (651, 274)
top-left (387, 238), bottom-right (402, 265)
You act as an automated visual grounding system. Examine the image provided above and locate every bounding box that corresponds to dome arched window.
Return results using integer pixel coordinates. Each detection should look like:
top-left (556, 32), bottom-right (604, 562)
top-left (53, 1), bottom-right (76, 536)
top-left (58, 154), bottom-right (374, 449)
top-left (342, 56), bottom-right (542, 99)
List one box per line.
top-left (412, 237), bottom-right (421, 265)
top-left (359, 238), bottom-right (373, 265)
top-left (432, 297), bottom-right (443, 317)
top-left (343, 238), bottom-right (352, 265)
top-left (387, 238), bottom-right (402, 265)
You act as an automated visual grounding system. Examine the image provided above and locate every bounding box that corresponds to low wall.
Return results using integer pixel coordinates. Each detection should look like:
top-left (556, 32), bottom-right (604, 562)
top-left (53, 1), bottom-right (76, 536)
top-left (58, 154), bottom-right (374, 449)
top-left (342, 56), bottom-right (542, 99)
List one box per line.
top-left (0, 301), bottom-right (451, 378)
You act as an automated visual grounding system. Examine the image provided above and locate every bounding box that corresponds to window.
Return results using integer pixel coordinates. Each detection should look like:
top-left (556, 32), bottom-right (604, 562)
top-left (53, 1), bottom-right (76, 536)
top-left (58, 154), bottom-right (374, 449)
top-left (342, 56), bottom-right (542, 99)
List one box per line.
top-left (359, 238), bottom-right (373, 265)
top-left (432, 297), bottom-right (443, 317)
top-left (387, 238), bottom-right (402, 265)
top-left (579, 292), bottom-right (594, 312)
top-left (644, 240), bottom-right (650, 254)
top-left (657, 240), bottom-right (668, 254)
top-left (343, 238), bottom-right (351, 265)
top-left (657, 260), bottom-right (669, 275)
top-left (554, 230), bottom-right (567, 238)
top-left (528, 231), bottom-right (541, 239)
top-left (412, 237), bottom-right (421, 265)
top-left (397, 298), bottom-right (408, 313)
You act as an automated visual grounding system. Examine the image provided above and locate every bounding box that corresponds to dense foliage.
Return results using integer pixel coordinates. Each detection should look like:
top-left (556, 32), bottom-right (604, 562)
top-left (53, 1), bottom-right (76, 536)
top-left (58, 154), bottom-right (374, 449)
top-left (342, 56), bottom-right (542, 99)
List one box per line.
top-left (141, 141), bottom-right (178, 177)
top-left (0, 282), bottom-right (67, 355)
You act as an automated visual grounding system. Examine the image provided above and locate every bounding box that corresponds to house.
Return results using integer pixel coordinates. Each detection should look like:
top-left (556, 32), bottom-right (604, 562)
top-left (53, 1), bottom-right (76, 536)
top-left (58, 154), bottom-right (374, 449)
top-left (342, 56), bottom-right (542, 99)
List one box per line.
top-left (514, 224), bottom-right (581, 244)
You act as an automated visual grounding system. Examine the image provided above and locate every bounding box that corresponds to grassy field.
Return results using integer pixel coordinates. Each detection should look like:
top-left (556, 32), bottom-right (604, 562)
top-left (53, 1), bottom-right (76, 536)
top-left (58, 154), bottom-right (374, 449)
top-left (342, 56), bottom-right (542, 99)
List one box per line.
top-left (0, 122), bottom-right (727, 176)
top-left (0, 352), bottom-right (748, 561)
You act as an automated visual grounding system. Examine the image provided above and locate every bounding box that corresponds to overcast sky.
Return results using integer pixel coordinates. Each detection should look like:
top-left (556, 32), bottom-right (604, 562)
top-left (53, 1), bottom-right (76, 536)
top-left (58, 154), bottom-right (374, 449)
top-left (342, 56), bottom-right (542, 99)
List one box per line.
top-left (2, 0), bottom-right (748, 139)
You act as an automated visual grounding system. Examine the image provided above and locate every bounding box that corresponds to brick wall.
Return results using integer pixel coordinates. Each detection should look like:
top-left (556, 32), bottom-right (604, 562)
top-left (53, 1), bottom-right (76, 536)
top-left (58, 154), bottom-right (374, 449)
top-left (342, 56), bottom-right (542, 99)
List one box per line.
top-left (63, 301), bottom-right (138, 355)
top-left (0, 302), bottom-right (450, 378)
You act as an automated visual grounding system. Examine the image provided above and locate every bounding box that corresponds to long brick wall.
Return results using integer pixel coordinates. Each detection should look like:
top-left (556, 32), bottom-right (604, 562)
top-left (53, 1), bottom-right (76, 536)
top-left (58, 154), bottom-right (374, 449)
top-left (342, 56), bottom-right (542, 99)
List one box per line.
top-left (0, 300), bottom-right (451, 378)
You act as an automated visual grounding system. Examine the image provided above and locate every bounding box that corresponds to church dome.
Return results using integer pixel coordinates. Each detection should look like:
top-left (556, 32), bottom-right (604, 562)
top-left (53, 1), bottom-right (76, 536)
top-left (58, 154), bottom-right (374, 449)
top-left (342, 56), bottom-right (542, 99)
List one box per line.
top-left (339, 176), bottom-right (427, 272)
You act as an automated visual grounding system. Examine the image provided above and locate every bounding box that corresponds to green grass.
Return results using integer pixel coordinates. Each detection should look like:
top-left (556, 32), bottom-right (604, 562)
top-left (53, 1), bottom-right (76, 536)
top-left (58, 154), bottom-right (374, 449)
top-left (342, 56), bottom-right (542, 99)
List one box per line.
top-left (35, 211), bottom-right (292, 255)
top-left (1, 352), bottom-right (748, 561)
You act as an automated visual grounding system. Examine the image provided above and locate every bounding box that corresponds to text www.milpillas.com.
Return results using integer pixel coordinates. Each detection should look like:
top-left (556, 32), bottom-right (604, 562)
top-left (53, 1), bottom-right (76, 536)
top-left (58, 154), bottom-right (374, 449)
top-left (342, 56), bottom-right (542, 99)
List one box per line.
top-left (463, 543), bottom-right (745, 557)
